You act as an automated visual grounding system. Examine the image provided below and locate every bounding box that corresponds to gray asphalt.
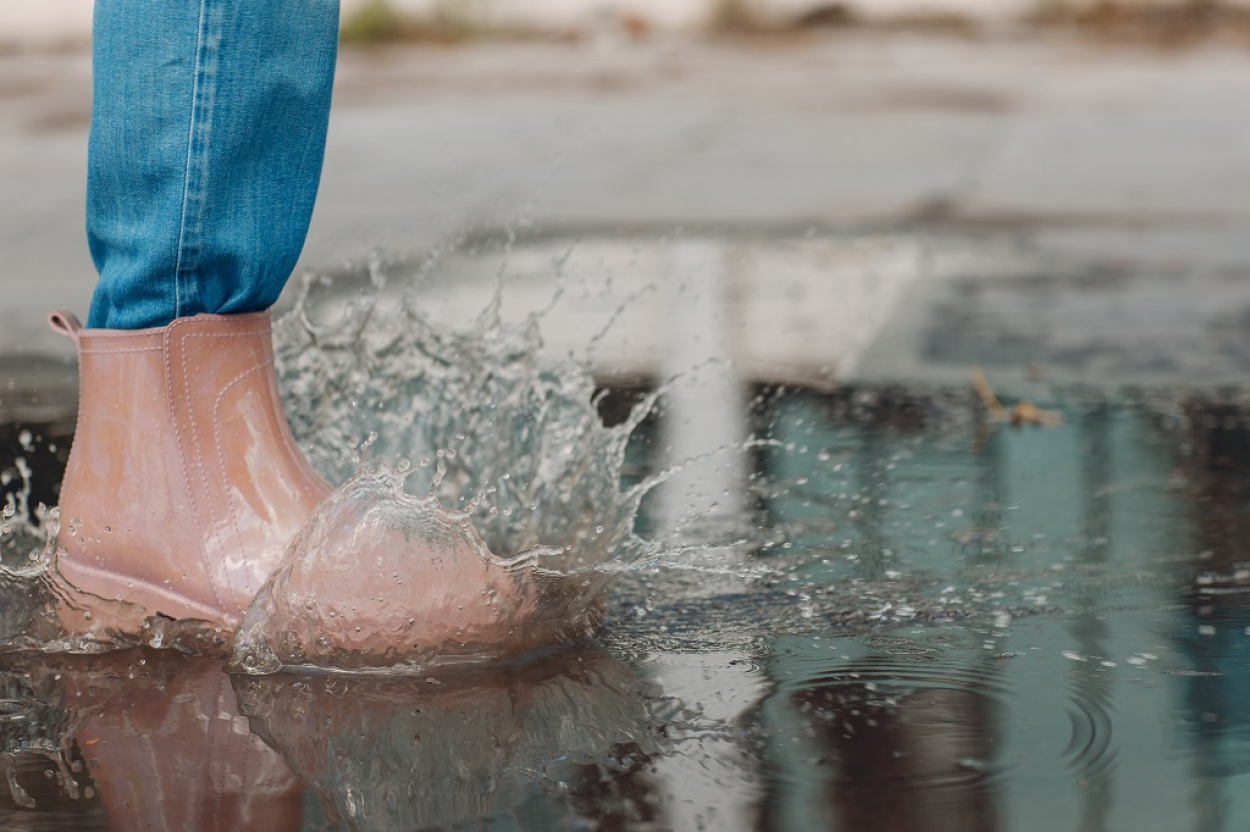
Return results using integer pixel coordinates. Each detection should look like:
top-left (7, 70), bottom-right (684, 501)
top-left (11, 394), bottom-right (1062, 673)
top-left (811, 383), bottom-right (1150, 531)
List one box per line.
top-left (4, 31), bottom-right (1250, 387)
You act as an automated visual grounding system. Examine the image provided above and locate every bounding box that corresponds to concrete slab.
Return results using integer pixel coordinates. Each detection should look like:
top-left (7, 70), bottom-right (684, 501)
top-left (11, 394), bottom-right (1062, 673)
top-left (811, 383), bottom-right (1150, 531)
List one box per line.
top-left (3, 32), bottom-right (1250, 391)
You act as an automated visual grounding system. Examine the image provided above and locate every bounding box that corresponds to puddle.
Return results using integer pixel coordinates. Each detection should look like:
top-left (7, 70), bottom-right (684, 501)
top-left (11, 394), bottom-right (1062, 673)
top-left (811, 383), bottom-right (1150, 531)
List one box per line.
top-left (3, 231), bottom-right (1250, 828)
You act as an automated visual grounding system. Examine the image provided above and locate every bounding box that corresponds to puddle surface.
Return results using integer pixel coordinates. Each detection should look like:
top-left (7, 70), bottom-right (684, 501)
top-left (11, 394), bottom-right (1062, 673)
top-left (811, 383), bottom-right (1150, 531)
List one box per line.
top-left (2, 235), bottom-right (1250, 829)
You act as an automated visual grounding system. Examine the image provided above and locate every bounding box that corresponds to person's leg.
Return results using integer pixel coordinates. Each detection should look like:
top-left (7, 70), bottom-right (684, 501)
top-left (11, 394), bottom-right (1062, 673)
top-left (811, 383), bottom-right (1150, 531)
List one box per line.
top-left (86, 0), bottom-right (339, 330)
top-left (49, 0), bottom-right (339, 637)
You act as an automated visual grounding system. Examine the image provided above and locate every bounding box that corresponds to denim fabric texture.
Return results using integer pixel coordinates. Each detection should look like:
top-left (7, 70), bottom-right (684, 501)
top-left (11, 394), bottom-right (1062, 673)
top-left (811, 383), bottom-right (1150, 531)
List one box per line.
top-left (86, 0), bottom-right (340, 330)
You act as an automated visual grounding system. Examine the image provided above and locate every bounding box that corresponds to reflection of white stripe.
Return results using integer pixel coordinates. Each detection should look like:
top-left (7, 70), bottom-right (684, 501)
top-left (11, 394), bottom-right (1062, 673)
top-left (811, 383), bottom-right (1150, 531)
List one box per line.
top-left (641, 651), bottom-right (769, 832)
top-left (656, 241), bottom-right (747, 538)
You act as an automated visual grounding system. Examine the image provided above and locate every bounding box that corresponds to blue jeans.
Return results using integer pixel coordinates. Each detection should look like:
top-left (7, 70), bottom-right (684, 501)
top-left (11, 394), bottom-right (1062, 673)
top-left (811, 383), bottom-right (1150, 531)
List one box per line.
top-left (87, 0), bottom-right (340, 330)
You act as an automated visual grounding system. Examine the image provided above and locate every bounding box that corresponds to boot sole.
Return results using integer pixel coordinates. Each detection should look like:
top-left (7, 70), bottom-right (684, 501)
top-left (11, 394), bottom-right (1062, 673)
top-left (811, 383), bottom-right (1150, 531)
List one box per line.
top-left (56, 558), bottom-right (233, 630)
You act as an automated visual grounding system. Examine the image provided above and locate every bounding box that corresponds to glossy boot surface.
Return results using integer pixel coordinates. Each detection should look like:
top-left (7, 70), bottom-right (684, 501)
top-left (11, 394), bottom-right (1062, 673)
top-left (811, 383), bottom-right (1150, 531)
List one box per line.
top-left (49, 310), bottom-right (331, 632)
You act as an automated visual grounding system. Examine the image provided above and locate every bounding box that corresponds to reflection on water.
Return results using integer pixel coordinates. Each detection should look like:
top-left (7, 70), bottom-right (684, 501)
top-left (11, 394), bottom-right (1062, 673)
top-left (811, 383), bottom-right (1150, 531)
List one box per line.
top-left (7, 384), bottom-right (1250, 827)
top-left (1, 652), bottom-right (298, 831)
top-left (235, 646), bottom-right (663, 829)
top-left (9, 251), bottom-right (1250, 825)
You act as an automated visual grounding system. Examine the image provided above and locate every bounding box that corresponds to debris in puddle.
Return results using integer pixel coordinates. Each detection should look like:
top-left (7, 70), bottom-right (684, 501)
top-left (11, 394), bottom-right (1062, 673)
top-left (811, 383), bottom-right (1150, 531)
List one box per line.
top-left (971, 367), bottom-right (1063, 427)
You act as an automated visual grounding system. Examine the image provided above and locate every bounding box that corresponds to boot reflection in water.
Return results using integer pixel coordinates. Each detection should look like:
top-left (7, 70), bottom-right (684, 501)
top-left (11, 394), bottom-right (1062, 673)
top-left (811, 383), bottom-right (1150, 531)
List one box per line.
top-left (52, 0), bottom-right (341, 636)
top-left (61, 654), bottom-right (302, 832)
top-left (235, 647), bottom-right (664, 829)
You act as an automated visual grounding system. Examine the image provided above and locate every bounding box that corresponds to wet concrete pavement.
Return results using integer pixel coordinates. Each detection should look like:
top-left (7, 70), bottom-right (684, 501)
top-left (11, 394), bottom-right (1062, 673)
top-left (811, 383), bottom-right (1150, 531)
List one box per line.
top-left (4, 32), bottom-right (1250, 388)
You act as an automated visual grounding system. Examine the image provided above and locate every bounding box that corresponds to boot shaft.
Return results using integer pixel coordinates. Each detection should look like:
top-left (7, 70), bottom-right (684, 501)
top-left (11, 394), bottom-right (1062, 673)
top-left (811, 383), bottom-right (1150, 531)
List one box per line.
top-left (50, 311), bottom-right (329, 627)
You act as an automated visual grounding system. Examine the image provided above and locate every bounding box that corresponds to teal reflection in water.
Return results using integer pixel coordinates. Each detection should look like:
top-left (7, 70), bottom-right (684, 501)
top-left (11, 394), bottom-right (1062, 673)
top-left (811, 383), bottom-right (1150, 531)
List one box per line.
top-left (746, 390), bottom-right (1250, 832)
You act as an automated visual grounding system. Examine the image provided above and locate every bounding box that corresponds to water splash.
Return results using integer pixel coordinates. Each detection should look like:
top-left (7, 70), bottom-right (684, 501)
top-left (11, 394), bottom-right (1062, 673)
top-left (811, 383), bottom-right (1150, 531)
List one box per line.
top-left (0, 461), bottom-right (75, 653)
top-left (1, 491), bottom-right (220, 658)
top-left (229, 462), bottom-right (613, 674)
top-left (0, 248), bottom-right (768, 673)
top-left (0, 669), bottom-right (86, 810)
top-left (275, 272), bottom-right (660, 571)
top-left (227, 265), bottom-right (693, 672)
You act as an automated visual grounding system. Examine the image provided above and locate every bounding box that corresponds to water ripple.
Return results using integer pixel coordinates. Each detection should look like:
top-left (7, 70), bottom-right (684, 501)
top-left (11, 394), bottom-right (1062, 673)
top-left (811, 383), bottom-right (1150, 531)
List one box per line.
top-left (766, 630), bottom-right (1118, 799)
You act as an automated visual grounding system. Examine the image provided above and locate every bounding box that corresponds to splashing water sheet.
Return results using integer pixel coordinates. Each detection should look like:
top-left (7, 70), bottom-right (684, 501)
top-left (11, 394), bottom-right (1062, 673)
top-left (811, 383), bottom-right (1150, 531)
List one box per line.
top-left (3, 236), bottom-right (1250, 828)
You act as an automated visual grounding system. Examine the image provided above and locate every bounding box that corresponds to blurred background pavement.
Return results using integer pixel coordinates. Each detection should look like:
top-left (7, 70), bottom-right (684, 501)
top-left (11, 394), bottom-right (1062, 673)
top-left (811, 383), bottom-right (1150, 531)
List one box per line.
top-left (4, 0), bottom-right (1250, 391)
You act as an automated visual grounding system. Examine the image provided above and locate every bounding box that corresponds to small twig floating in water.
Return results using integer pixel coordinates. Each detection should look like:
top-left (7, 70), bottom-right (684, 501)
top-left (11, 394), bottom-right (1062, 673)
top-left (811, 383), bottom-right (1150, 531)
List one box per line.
top-left (971, 367), bottom-right (1063, 427)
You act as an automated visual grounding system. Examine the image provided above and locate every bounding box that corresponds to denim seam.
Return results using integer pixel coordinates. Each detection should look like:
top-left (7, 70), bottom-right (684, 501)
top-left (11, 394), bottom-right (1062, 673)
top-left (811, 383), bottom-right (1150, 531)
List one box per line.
top-left (173, 0), bottom-right (220, 320)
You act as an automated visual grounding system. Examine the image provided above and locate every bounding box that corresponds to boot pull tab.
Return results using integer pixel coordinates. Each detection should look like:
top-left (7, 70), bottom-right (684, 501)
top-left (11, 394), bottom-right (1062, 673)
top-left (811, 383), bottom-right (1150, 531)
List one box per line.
top-left (47, 310), bottom-right (84, 345)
